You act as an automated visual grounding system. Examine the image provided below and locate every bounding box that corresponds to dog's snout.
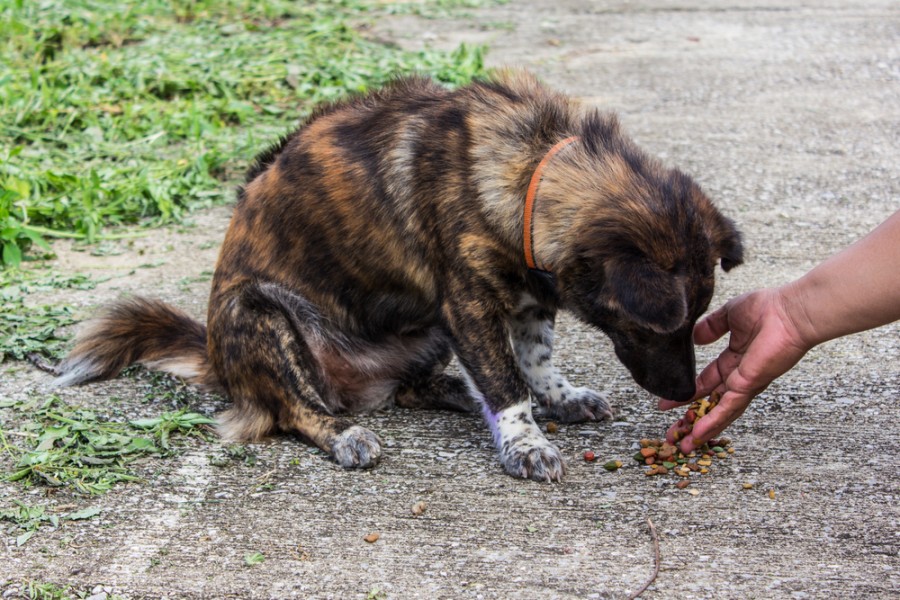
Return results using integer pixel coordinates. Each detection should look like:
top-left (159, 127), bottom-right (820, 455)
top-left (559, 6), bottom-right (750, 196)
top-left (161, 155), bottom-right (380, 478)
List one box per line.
top-left (636, 373), bottom-right (695, 403)
top-left (661, 380), bottom-right (696, 403)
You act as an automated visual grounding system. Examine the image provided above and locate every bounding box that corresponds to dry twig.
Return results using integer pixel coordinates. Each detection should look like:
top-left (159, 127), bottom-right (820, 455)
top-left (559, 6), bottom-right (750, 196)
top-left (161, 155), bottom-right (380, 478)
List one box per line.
top-left (627, 517), bottom-right (660, 600)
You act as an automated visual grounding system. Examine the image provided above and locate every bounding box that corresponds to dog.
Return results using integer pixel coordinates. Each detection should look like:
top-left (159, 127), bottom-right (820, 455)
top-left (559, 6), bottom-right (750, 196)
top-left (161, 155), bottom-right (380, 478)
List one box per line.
top-left (54, 70), bottom-right (742, 482)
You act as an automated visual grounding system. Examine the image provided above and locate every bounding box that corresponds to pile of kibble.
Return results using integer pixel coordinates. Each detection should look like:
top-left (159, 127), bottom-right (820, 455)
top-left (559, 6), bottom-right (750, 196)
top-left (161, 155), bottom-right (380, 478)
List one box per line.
top-left (635, 437), bottom-right (734, 486)
top-left (641, 392), bottom-right (735, 485)
top-left (578, 393), bottom-right (737, 488)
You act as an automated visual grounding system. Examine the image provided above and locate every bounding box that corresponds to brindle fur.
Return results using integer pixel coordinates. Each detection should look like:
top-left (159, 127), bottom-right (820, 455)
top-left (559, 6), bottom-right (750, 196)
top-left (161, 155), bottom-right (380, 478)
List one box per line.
top-left (54, 71), bottom-right (742, 482)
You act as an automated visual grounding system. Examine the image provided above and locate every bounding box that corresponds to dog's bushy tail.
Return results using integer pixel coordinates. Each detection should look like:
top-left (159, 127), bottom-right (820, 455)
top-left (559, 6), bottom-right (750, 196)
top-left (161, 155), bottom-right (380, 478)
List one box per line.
top-left (54, 297), bottom-right (220, 391)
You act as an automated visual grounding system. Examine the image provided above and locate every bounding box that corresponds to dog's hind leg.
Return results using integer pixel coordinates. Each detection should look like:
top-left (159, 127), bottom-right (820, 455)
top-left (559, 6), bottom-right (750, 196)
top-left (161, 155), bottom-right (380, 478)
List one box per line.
top-left (395, 374), bottom-right (476, 412)
top-left (510, 294), bottom-right (614, 423)
top-left (209, 283), bottom-right (381, 468)
top-left (394, 337), bottom-right (476, 412)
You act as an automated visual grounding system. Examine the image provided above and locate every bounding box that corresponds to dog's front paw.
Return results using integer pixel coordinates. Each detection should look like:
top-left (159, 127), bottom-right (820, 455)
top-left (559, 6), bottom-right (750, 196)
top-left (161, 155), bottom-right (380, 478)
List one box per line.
top-left (543, 387), bottom-right (614, 423)
top-left (330, 425), bottom-right (382, 468)
top-left (500, 434), bottom-right (567, 482)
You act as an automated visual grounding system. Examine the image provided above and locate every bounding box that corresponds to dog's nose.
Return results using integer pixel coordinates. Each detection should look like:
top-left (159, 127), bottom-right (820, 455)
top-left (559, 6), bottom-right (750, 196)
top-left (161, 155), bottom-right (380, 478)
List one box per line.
top-left (660, 380), bottom-right (696, 403)
top-left (670, 381), bottom-right (697, 402)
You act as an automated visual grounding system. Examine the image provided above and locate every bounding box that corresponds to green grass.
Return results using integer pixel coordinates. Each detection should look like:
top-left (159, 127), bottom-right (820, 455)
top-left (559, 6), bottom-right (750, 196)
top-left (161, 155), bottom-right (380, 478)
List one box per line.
top-left (0, 269), bottom-right (97, 362)
top-left (6, 580), bottom-right (128, 600)
top-left (0, 0), bottom-right (488, 268)
top-left (0, 501), bottom-right (102, 547)
top-left (1, 394), bottom-right (215, 496)
top-left (0, 392), bottom-right (216, 550)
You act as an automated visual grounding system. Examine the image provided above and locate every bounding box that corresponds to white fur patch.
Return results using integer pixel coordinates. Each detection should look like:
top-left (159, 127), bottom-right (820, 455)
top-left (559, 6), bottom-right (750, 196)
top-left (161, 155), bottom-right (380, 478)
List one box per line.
top-left (509, 294), bottom-right (580, 406)
top-left (492, 401), bottom-right (543, 448)
top-left (491, 399), bottom-right (565, 481)
top-left (51, 357), bottom-right (99, 388)
top-left (460, 354), bottom-right (566, 481)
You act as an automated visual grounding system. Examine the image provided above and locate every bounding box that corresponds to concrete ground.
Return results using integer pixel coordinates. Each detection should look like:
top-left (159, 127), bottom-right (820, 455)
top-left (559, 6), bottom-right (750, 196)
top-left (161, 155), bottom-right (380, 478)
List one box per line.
top-left (1, 0), bottom-right (898, 598)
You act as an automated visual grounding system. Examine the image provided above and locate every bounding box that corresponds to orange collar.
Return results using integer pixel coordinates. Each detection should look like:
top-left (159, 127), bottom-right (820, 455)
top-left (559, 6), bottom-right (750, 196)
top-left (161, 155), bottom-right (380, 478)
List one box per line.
top-left (523, 136), bottom-right (579, 272)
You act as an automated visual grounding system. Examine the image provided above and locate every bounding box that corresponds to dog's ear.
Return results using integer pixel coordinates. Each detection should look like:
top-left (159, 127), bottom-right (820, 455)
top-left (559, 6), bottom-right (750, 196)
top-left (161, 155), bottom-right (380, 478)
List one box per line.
top-left (600, 257), bottom-right (687, 333)
top-left (709, 213), bottom-right (744, 272)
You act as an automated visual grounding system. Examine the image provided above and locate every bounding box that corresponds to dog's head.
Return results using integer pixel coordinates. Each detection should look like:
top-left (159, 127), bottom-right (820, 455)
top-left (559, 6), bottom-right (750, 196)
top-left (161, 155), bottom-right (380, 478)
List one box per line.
top-left (554, 124), bottom-right (743, 401)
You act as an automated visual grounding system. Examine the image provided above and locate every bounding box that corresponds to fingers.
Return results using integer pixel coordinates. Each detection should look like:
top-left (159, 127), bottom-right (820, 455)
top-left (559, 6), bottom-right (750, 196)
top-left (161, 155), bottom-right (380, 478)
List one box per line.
top-left (657, 398), bottom-right (689, 411)
top-left (663, 415), bottom-right (688, 445)
top-left (696, 347), bottom-right (742, 398)
top-left (676, 390), bottom-right (751, 453)
top-left (693, 302), bottom-right (731, 345)
top-left (658, 346), bottom-right (741, 412)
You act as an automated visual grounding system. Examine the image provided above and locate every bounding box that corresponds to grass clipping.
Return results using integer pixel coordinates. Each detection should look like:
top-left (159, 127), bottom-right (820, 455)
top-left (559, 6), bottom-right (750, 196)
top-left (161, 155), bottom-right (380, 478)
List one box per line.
top-left (1, 395), bottom-right (214, 495)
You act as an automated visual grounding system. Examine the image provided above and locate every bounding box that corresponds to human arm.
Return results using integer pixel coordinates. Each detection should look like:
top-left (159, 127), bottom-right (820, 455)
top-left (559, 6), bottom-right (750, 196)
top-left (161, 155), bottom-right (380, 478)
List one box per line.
top-left (659, 209), bottom-right (900, 453)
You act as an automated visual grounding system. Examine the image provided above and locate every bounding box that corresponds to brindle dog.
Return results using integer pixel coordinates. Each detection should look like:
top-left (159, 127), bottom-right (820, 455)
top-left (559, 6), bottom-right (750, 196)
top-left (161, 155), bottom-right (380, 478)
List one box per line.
top-left (54, 71), bottom-right (742, 482)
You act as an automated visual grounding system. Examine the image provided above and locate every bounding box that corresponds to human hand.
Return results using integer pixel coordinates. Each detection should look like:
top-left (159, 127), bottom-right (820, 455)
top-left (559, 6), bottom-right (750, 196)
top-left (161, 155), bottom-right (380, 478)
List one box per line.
top-left (657, 286), bottom-right (812, 453)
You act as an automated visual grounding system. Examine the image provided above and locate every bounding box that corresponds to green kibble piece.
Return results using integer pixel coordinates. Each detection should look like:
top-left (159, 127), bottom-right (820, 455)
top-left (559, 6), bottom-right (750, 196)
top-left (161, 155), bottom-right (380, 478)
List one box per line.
top-left (603, 460), bottom-right (623, 472)
top-left (662, 461), bottom-right (677, 469)
top-left (711, 446), bottom-right (725, 453)
top-left (634, 451), bottom-right (646, 462)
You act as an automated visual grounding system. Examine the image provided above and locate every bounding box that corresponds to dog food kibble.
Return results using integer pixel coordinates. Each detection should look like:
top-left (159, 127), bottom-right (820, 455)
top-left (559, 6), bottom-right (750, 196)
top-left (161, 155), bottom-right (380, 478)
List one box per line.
top-left (583, 450), bottom-right (596, 462)
top-left (634, 393), bottom-right (736, 485)
top-left (411, 501), bottom-right (427, 516)
top-left (636, 437), bottom-right (734, 482)
top-left (546, 422), bottom-right (559, 434)
top-left (671, 391), bottom-right (721, 441)
top-left (364, 532), bottom-right (381, 543)
top-left (603, 460), bottom-right (623, 472)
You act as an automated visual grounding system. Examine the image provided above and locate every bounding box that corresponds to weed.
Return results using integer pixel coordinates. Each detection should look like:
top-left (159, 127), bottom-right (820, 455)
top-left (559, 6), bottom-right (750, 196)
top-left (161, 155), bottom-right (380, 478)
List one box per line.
top-left (244, 551), bottom-right (265, 567)
top-left (24, 581), bottom-right (71, 600)
top-left (129, 410), bottom-right (216, 451)
top-left (367, 586), bottom-right (388, 600)
top-left (0, 0), bottom-right (489, 268)
top-left (138, 369), bottom-right (207, 409)
top-left (17, 581), bottom-right (128, 600)
top-left (0, 501), bottom-right (101, 547)
top-left (384, 0), bottom-right (508, 18)
top-left (0, 269), bottom-right (97, 362)
top-left (2, 395), bottom-right (214, 495)
top-left (177, 271), bottom-right (213, 291)
top-left (209, 443), bottom-right (258, 468)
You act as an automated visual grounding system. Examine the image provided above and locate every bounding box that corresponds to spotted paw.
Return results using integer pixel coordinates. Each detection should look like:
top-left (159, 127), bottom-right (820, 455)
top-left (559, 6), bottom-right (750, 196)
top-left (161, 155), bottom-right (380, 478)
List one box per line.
top-left (499, 433), bottom-right (567, 482)
top-left (330, 425), bottom-right (382, 468)
top-left (543, 387), bottom-right (614, 423)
